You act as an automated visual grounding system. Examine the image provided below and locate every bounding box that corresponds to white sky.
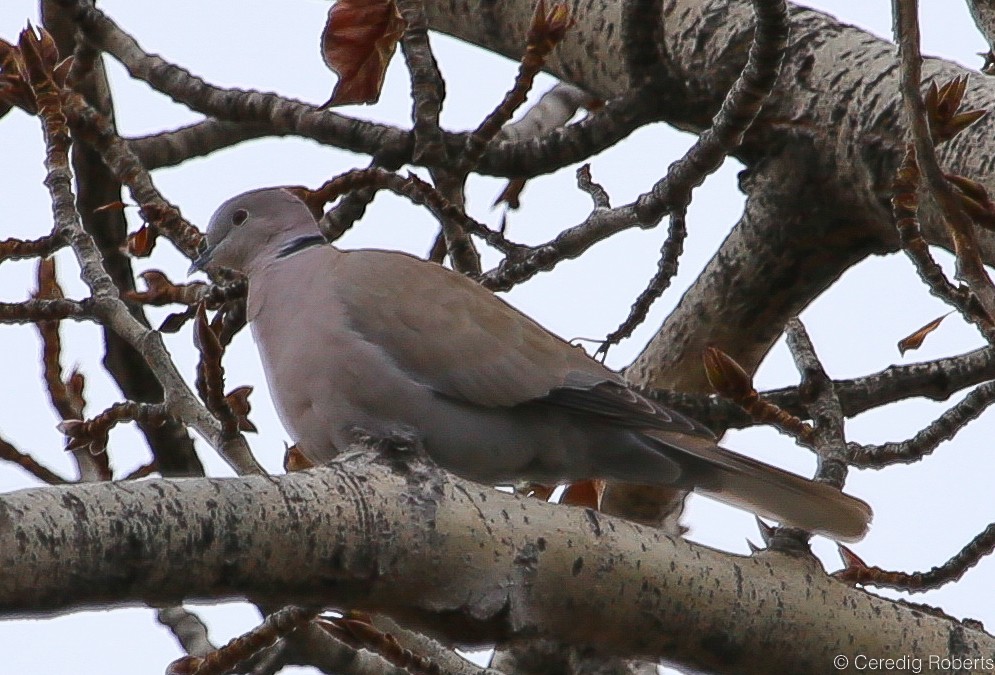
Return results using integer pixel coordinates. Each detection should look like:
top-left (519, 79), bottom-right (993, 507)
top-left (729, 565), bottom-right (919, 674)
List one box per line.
top-left (0, 1), bottom-right (991, 673)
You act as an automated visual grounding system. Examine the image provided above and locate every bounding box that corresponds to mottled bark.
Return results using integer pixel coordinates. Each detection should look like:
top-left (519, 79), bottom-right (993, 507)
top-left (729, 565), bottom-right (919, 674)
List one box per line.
top-left (1, 454), bottom-right (991, 675)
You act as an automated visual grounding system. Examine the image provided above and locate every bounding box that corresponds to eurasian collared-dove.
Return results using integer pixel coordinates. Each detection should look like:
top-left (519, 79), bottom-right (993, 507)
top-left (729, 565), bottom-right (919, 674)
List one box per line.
top-left (192, 187), bottom-right (872, 541)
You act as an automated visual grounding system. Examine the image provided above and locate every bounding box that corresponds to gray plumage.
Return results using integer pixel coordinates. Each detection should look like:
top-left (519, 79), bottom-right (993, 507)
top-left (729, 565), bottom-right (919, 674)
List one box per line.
top-left (192, 187), bottom-right (872, 542)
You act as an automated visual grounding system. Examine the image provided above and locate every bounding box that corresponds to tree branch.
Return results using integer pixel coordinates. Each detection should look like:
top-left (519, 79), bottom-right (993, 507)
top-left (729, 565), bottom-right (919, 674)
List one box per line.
top-left (1, 455), bottom-right (991, 675)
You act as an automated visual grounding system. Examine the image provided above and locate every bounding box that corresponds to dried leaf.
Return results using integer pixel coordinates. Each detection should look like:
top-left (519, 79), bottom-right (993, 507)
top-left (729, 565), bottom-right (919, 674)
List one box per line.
top-left (165, 656), bottom-right (202, 675)
top-left (837, 543), bottom-right (867, 570)
top-left (947, 109), bottom-right (987, 138)
top-left (65, 368), bottom-right (86, 419)
top-left (702, 346), bottom-right (754, 400)
top-left (193, 302), bottom-right (220, 355)
top-left (159, 307), bottom-right (196, 333)
top-left (560, 479), bottom-right (603, 509)
top-left (128, 224), bottom-right (157, 257)
top-left (51, 56), bottom-right (73, 87)
top-left (0, 38), bottom-right (17, 69)
top-left (321, 0), bottom-right (405, 106)
top-left (34, 256), bottom-right (62, 300)
top-left (94, 200), bottom-right (128, 214)
top-left (493, 178), bottom-right (527, 210)
top-left (284, 444), bottom-right (315, 472)
top-left (529, 0), bottom-right (573, 45)
top-left (926, 76), bottom-right (987, 144)
top-left (225, 385), bottom-right (257, 433)
top-left (524, 482), bottom-right (556, 501)
top-left (898, 313), bottom-right (950, 355)
top-left (982, 50), bottom-right (995, 75)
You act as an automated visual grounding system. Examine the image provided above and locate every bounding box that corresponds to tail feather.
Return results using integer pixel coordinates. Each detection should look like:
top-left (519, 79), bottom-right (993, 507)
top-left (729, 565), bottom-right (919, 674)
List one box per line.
top-left (644, 430), bottom-right (872, 542)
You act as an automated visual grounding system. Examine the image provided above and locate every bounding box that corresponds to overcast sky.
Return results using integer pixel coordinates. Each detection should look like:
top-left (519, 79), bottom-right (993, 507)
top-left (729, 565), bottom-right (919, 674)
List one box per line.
top-left (0, 1), bottom-right (991, 673)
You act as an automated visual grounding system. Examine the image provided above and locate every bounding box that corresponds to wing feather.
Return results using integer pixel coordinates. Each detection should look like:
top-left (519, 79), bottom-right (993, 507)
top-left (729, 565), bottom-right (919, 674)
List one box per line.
top-left (335, 249), bottom-right (614, 407)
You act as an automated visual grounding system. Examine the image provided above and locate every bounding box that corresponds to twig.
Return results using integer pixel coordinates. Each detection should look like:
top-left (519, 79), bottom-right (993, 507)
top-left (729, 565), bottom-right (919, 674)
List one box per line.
top-left (318, 611), bottom-right (487, 675)
top-left (128, 119), bottom-right (273, 170)
top-left (649, 345), bottom-right (995, 434)
top-left (57, 0), bottom-right (412, 168)
top-left (836, 524), bottom-right (995, 591)
top-left (308, 167), bottom-right (521, 255)
top-left (65, 92), bottom-right (202, 257)
top-left (596, 0), bottom-right (788, 353)
top-left (575, 164), bottom-right (610, 209)
top-left (193, 304), bottom-right (242, 439)
top-left (156, 606), bottom-right (217, 658)
top-left (462, 0), bottom-right (572, 171)
top-left (167, 606), bottom-right (318, 675)
top-left (701, 345), bottom-right (814, 443)
top-left (397, 0), bottom-right (446, 165)
top-left (0, 435), bottom-right (69, 485)
top-left (0, 298), bottom-right (91, 323)
top-left (33, 258), bottom-right (87, 421)
top-left (0, 231), bottom-right (67, 264)
top-left (597, 207), bottom-right (687, 356)
top-left (480, 0), bottom-right (788, 293)
top-left (784, 318), bottom-right (849, 490)
top-left (58, 401), bottom-right (171, 455)
top-left (635, 0), bottom-right (788, 225)
top-left (317, 159), bottom-right (396, 242)
top-left (847, 380), bottom-right (995, 468)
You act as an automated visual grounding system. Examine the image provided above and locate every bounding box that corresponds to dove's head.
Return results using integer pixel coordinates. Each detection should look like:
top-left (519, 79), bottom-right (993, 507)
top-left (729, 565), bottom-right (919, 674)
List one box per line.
top-left (190, 187), bottom-right (324, 275)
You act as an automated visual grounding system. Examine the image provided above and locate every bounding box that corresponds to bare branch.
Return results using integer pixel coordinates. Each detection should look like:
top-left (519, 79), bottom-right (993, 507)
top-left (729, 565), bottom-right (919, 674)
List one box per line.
top-left (0, 435), bottom-right (69, 485)
top-left (0, 230), bottom-right (67, 264)
top-left (169, 606), bottom-right (317, 675)
top-left (836, 524), bottom-right (995, 592)
top-left (785, 319), bottom-right (850, 489)
top-left (397, 0), bottom-right (446, 165)
top-left (156, 606), bottom-right (217, 658)
top-left (848, 381), bottom-right (995, 468)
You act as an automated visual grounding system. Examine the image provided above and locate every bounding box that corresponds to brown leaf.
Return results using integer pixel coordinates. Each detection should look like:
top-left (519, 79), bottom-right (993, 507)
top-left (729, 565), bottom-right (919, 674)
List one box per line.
top-left (898, 313), bottom-right (951, 355)
top-left (165, 656), bottom-right (202, 675)
top-left (159, 307), bottom-right (196, 333)
top-left (65, 368), bottom-right (86, 419)
top-left (925, 76), bottom-right (987, 144)
top-left (128, 223), bottom-right (157, 257)
top-left (34, 256), bottom-right (63, 300)
top-left (529, 0), bottom-right (573, 46)
top-left (284, 444), bottom-right (315, 472)
top-left (193, 302), bottom-right (220, 356)
top-left (51, 56), bottom-right (73, 87)
top-left (0, 38), bottom-right (17, 69)
top-left (93, 200), bottom-right (128, 214)
top-left (947, 109), bottom-right (987, 139)
top-left (702, 346), bottom-right (754, 400)
top-left (321, 0), bottom-right (405, 106)
top-left (560, 479), bottom-right (603, 509)
top-left (524, 482), bottom-right (556, 501)
top-left (225, 385), bottom-right (257, 433)
top-left (493, 178), bottom-right (527, 210)
top-left (836, 543), bottom-right (867, 570)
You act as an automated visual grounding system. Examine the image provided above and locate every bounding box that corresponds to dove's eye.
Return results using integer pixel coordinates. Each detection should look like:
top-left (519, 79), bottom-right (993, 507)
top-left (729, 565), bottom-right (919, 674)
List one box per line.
top-left (231, 209), bottom-right (248, 226)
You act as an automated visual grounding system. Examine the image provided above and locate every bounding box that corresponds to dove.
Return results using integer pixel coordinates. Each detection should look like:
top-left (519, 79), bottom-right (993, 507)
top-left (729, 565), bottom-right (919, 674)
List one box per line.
top-left (191, 187), bottom-right (871, 541)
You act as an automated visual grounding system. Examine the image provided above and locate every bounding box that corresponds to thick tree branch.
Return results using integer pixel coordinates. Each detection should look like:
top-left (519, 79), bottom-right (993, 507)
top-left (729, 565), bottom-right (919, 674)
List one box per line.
top-left (1, 455), bottom-right (992, 675)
